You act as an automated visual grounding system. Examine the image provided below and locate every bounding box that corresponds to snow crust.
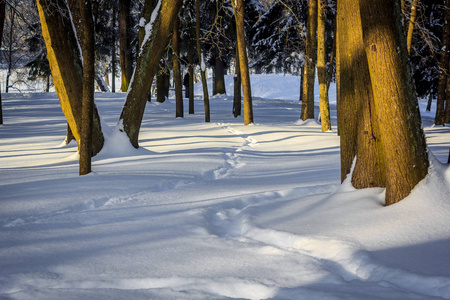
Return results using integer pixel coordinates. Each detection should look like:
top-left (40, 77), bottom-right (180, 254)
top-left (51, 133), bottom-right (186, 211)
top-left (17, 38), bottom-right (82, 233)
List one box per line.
top-left (0, 75), bottom-right (449, 299)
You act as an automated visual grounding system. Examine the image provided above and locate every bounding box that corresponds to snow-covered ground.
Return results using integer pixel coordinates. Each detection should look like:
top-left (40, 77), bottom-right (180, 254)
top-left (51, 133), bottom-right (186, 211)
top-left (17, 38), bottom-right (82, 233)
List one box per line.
top-left (1, 74), bottom-right (449, 299)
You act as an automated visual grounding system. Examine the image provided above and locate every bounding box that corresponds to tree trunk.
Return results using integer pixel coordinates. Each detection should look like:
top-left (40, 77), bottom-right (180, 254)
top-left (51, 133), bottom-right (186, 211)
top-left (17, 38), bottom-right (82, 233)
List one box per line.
top-left (337, 0), bottom-right (385, 188)
top-left (112, 2), bottom-right (117, 93)
top-left (66, 123), bottom-right (75, 144)
top-left (406, 0), bottom-right (418, 54)
top-left (188, 45), bottom-right (195, 114)
top-left (120, 0), bottom-right (183, 148)
top-left (79, 0), bottom-right (95, 175)
top-left (138, 0), bottom-right (156, 102)
top-left (5, 6), bottom-right (14, 94)
top-left (231, 0), bottom-right (253, 125)
top-left (0, 0), bottom-right (5, 124)
top-left (196, 0), bottom-right (210, 122)
top-left (317, 0), bottom-right (331, 132)
top-left (437, 0), bottom-right (450, 124)
top-left (300, 0), bottom-right (317, 121)
top-left (359, 0), bottom-right (429, 205)
top-left (214, 55), bottom-right (226, 95)
top-left (173, 17), bottom-right (183, 118)
top-left (233, 47), bottom-right (242, 118)
top-left (37, 0), bottom-right (104, 156)
top-left (119, 0), bottom-right (133, 92)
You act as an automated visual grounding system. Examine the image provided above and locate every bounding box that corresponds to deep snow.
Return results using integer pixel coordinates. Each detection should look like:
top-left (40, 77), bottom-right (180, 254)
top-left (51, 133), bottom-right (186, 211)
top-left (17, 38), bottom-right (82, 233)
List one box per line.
top-left (0, 74), bottom-right (450, 299)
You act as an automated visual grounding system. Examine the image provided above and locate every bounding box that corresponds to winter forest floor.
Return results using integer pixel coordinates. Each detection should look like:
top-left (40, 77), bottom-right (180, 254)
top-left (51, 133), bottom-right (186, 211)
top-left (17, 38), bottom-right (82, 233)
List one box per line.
top-left (0, 75), bottom-right (450, 299)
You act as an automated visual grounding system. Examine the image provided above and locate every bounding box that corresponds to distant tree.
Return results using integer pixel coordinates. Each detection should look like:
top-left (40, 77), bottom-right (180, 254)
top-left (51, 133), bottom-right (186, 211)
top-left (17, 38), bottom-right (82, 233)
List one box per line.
top-left (119, 0), bottom-right (133, 92)
top-left (195, 0), bottom-right (210, 122)
top-left (317, 0), bottom-right (330, 131)
top-left (173, 16), bottom-right (183, 118)
top-left (0, 0), bottom-right (5, 124)
top-left (436, 0), bottom-right (450, 125)
top-left (300, 0), bottom-right (317, 121)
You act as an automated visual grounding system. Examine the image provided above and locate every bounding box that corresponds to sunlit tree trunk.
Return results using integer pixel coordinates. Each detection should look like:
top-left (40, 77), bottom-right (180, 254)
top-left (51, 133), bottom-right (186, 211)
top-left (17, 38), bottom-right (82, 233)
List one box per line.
top-left (406, 0), bottom-right (418, 54)
top-left (37, 0), bottom-right (104, 156)
top-left (231, 0), bottom-right (253, 125)
top-left (300, 0), bottom-right (317, 121)
top-left (78, 0), bottom-right (95, 175)
top-left (360, 0), bottom-right (429, 205)
top-left (337, 0), bottom-right (385, 188)
top-left (119, 0), bottom-right (133, 92)
top-left (173, 17), bottom-right (183, 118)
top-left (120, 0), bottom-right (183, 148)
top-left (317, 0), bottom-right (331, 132)
top-left (196, 0), bottom-right (210, 122)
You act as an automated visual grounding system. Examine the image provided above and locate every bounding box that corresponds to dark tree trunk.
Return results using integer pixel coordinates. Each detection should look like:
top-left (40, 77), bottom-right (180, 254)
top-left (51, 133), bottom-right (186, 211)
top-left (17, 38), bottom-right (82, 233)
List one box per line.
top-left (119, 0), bottom-right (133, 92)
top-left (112, 2), bottom-right (117, 93)
top-left (233, 47), bottom-right (241, 118)
top-left (173, 17), bottom-right (183, 118)
top-left (196, 0), bottom-right (210, 122)
top-left (120, 0), bottom-right (183, 148)
top-left (0, 0), bottom-right (5, 124)
top-left (188, 45), bottom-right (195, 114)
top-left (66, 122), bottom-right (74, 144)
top-left (214, 55), bottom-right (226, 95)
top-left (78, 0), bottom-right (95, 175)
top-left (440, 0), bottom-right (450, 124)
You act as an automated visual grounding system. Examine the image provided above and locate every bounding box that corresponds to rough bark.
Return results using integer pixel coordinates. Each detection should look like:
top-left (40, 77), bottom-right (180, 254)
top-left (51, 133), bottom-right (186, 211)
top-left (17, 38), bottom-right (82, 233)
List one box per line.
top-left (231, 0), bottom-right (253, 125)
top-left (196, 0), bottom-right (210, 122)
top-left (173, 17), bottom-right (183, 118)
top-left (79, 0), bottom-right (95, 175)
top-left (317, 0), bottom-right (331, 132)
top-left (112, 3), bottom-right (117, 93)
top-left (359, 0), bottom-right (429, 205)
top-left (300, 0), bottom-right (317, 121)
top-left (37, 0), bottom-right (104, 156)
top-left (120, 0), bottom-right (183, 148)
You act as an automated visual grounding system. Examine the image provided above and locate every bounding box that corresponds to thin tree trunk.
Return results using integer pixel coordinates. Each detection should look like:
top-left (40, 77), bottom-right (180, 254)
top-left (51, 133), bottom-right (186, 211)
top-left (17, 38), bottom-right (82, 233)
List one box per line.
top-left (438, 0), bottom-right (450, 124)
top-left (119, 0), bottom-right (133, 92)
top-left (66, 122), bottom-right (74, 144)
top-left (0, 0), bottom-right (5, 124)
top-left (300, 0), bottom-right (317, 121)
top-left (173, 17), bottom-right (183, 118)
top-left (406, 0), bottom-right (418, 54)
top-left (112, 2), bottom-right (117, 93)
top-left (5, 7), bottom-right (14, 94)
top-left (317, 0), bottom-right (331, 132)
top-left (196, 0), bottom-right (210, 122)
top-left (120, 0), bottom-right (183, 148)
top-left (79, 0), bottom-right (95, 175)
top-left (233, 46), bottom-right (242, 117)
top-left (188, 45), bottom-right (195, 114)
top-left (231, 0), bottom-right (253, 125)
top-left (360, 0), bottom-right (429, 205)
